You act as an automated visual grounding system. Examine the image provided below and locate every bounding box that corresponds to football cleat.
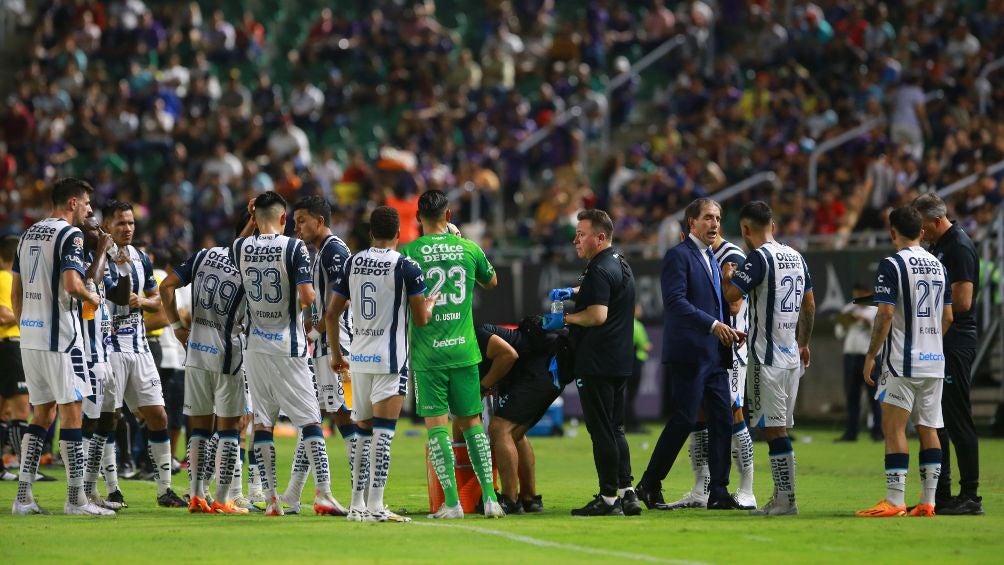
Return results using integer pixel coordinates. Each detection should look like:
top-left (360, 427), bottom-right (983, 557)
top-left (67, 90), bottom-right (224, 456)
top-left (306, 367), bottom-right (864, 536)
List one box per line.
top-left (856, 500), bottom-right (906, 517)
top-left (733, 491), bottom-right (757, 511)
top-left (64, 501), bottom-right (116, 516)
top-left (212, 500), bottom-right (250, 514)
top-left (1, 470), bottom-right (17, 481)
top-left (346, 506), bottom-right (369, 522)
top-left (620, 490), bottom-right (643, 516)
top-left (88, 493), bottom-right (124, 512)
top-left (248, 488), bottom-right (266, 505)
top-left (265, 496), bottom-right (285, 516)
top-left (365, 508), bottom-right (412, 523)
top-left (666, 490), bottom-right (708, 510)
top-left (157, 488), bottom-right (187, 508)
top-left (570, 495), bottom-right (625, 517)
top-left (908, 503), bottom-right (936, 517)
top-left (12, 500), bottom-right (49, 515)
top-left (107, 490), bottom-right (128, 508)
top-left (232, 494), bottom-right (257, 512)
top-left (313, 492), bottom-right (347, 516)
top-left (751, 497), bottom-right (799, 516)
top-left (188, 495), bottom-right (212, 513)
top-left (482, 499), bottom-right (505, 519)
top-left (428, 502), bottom-right (464, 520)
top-left (274, 493), bottom-right (301, 514)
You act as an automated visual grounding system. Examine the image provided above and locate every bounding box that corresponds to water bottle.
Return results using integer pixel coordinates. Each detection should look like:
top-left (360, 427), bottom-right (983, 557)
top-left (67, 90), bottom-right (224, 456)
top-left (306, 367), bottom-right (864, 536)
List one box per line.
top-left (550, 299), bottom-right (564, 315)
top-left (82, 279), bottom-right (98, 321)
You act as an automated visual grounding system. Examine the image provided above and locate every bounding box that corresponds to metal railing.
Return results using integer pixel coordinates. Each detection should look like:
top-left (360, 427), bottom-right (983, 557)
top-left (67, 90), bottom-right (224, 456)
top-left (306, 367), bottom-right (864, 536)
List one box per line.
top-left (807, 116), bottom-right (884, 196)
top-left (977, 55), bottom-right (1004, 115)
top-left (669, 171), bottom-right (779, 223)
top-left (936, 159), bottom-right (1004, 200)
top-left (517, 35), bottom-right (688, 171)
top-left (600, 35), bottom-right (687, 155)
top-left (808, 90), bottom-right (942, 195)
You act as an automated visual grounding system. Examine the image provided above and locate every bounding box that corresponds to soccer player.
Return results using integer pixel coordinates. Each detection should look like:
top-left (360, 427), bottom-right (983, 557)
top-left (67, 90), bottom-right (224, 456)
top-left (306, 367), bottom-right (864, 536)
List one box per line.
top-left (160, 221), bottom-right (252, 514)
top-left (0, 236), bottom-right (30, 482)
top-left (11, 177), bottom-right (113, 515)
top-left (400, 190), bottom-right (504, 519)
top-left (856, 206), bottom-right (952, 518)
top-left (78, 216), bottom-right (130, 510)
top-left (477, 318), bottom-right (573, 514)
top-left (327, 205), bottom-right (436, 522)
top-left (724, 201), bottom-right (814, 516)
top-left (667, 233), bottom-right (757, 510)
top-left (283, 196), bottom-right (355, 513)
top-left (231, 191), bottom-right (342, 516)
top-left (715, 235), bottom-right (757, 509)
top-left (102, 200), bottom-right (186, 507)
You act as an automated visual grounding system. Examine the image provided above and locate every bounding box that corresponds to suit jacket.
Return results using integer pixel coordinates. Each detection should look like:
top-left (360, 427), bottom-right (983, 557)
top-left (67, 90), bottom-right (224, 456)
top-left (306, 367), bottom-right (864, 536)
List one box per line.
top-left (661, 237), bottom-right (732, 369)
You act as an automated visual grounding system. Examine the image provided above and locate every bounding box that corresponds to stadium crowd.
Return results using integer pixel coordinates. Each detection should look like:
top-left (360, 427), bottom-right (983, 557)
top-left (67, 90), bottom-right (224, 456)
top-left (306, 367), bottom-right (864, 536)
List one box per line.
top-left (1, 0), bottom-right (1002, 263)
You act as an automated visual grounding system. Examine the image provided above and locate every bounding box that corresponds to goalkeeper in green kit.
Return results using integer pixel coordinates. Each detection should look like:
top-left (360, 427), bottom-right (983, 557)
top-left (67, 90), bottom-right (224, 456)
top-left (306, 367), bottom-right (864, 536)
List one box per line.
top-left (400, 190), bottom-right (504, 519)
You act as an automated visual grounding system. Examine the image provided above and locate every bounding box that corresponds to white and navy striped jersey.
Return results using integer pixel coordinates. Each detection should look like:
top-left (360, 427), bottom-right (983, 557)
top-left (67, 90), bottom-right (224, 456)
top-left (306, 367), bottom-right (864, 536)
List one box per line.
top-left (715, 239), bottom-right (749, 365)
top-left (107, 245), bottom-right (157, 354)
top-left (731, 240), bottom-right (812, 369)
top-left (311, 234), bottom-right (353, 359)
top-left (332, 247), bottom-right (426, 374)
top-left (873, 246), bottom-right (952, 379)
top-left (231, 234), bottom-right (312, 358)
top-left (174, 247), bottom-right (247, 375)
top-left (78, 252), bottom-right (123, 364)
top-left (14, 218), bottom-right (86, 352)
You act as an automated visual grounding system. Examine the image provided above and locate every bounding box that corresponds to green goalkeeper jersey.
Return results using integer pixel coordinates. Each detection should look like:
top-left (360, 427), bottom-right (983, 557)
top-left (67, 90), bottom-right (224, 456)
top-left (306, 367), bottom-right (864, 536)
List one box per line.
top-left (400, 233), bottom-right (495, 370)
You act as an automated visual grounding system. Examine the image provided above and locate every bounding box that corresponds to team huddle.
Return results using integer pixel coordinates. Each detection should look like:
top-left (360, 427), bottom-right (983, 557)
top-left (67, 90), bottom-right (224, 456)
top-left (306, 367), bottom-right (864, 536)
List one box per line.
top-left (6, 177), bottom-right (957, 519)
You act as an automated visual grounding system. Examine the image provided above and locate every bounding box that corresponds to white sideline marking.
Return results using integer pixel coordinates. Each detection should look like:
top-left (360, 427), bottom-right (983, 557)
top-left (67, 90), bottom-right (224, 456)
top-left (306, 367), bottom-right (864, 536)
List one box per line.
top-left (412, 522), bottom-right (709, 564)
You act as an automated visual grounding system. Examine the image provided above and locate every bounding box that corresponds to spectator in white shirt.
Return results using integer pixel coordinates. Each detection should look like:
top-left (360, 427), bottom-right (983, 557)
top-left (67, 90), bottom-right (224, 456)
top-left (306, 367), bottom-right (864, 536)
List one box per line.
top-left (289, 76), bottom-right (325, 134)
top-left (268, 115), bottom-right (312, 167)
top-left (201, 142), bottom-right (243, 185)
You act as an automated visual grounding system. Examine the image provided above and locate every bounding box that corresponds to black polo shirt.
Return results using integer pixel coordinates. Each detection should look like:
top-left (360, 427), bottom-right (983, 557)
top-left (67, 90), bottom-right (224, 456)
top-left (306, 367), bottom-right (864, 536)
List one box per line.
top-left (476, 323), bottom-right (525, 378)
top-left (569, 247), bottom-right (636, 378)
top-left (930, 222), bottom-right (980, 349)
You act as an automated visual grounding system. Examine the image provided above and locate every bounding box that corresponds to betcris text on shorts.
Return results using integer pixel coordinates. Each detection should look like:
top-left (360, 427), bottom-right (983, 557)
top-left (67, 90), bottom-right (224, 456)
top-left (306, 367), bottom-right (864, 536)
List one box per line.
top-left (189, 341), bottom-right (220, 355)
top-left (432, 336), bottom-right (466, 349)
top-left (918, 351), bottom-right (945, 361)
top-left (252, 328), bottom-right (284, 341)
top-left (350, 353), bottom-right (382, 363)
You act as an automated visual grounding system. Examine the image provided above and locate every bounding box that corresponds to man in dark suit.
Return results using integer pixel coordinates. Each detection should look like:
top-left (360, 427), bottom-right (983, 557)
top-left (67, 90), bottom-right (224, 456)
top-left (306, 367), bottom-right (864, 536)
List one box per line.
top-left (635, 198), bottom-right (747, 510)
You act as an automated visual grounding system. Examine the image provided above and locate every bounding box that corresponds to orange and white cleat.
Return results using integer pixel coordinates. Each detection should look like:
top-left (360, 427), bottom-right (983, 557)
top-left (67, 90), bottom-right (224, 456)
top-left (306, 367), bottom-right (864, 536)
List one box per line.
top-left (908, 503), bottom-right (935, 517)
top-left (856, 500), bottom-right (907, 517)
top-left (265, 496), bottom-right (285, 517)
top-left (313, 492), bottom-right (348, 516)
top-left (211, 500), bottom-right (250, 515)
top-left (188, 495), bottom-right (212, 514)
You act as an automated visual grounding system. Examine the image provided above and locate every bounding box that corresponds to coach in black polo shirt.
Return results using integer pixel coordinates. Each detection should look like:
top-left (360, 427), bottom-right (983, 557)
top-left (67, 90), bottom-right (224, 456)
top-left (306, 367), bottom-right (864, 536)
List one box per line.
top-left (544, 209), bottom-right (639, 516)
top-left (913, 194), bottom-right (982, 515)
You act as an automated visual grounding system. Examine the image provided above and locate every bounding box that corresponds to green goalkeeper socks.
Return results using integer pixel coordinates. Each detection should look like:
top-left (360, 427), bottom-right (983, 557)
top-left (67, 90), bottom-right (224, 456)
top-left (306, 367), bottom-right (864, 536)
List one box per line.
top-left (427, 427), bottom-right (459, 507)
top-left (462, 425), bottom-right (497, 504)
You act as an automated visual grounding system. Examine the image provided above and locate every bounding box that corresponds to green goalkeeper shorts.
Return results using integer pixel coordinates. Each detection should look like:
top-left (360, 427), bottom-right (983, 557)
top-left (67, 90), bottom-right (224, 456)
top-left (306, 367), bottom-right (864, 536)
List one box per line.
top-left (414, 365), bottom-right (482, 418)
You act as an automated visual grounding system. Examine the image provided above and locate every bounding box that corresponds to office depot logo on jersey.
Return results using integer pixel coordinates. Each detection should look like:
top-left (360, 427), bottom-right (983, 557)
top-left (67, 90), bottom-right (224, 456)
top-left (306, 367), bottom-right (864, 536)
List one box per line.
top-left (419, 243), bottom-right (465, 262)
top-left (252, 328), bottom-right (285, 341)
top-left (432, 336), bottom-right (466, 348)
top-left (189, 341), bottom-right (220, 355)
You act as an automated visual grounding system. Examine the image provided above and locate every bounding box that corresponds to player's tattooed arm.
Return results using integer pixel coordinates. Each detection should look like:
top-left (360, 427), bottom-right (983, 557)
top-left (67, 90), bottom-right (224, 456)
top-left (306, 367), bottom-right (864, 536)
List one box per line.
top-left (796, 289), bottom-right (816, 348)
top-left (863, 303), bottom-right (894, 386)
top-left (866, 304), bottom-right (894, 359)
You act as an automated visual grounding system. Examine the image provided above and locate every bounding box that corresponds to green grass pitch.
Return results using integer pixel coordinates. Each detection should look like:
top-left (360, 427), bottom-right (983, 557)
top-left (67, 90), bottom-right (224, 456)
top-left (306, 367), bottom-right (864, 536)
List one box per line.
top-left (3, 424), bottom-right (1002, 564)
